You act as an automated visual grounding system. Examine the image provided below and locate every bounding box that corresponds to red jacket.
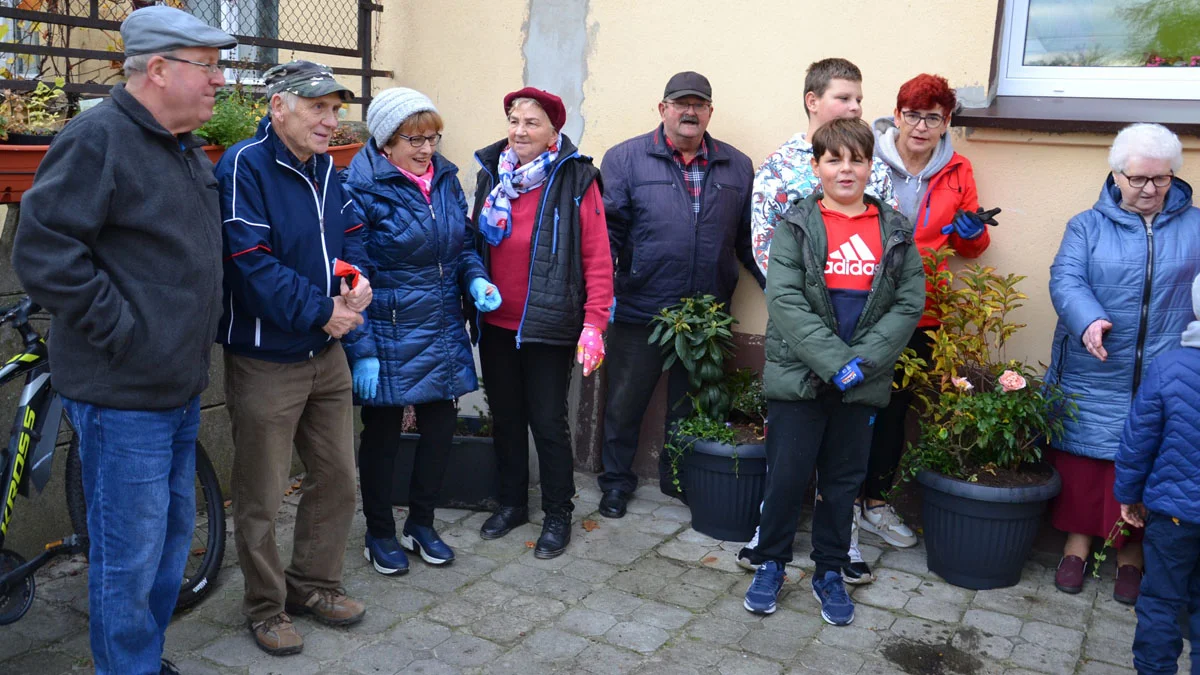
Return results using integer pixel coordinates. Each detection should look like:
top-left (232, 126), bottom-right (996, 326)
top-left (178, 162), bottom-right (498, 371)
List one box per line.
top-left (909, 152), bottom-right (990, 327)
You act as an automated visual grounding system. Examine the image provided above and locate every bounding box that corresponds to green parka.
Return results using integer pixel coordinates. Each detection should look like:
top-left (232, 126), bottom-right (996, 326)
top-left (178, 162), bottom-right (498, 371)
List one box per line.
top-left (763, 194), bottom-right (926, 407)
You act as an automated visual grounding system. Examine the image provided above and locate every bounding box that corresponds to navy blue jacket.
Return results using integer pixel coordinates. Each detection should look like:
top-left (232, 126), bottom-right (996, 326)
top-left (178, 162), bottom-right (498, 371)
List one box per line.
top-left (601, 126), bottom-right (764, 324)
top-left (216, 117), bottom-right (368, 362)
top-left (1115, 345), bottom-right (1200, 524)
top-left (1046, 177), bottom-right (1200, 459)
top-left (341, 142), bottom-right (488, 406)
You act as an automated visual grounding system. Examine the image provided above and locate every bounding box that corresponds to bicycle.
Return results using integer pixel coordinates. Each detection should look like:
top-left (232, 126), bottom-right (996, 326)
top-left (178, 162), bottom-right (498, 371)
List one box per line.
top-left (0, 296), bottom-right (226, 624)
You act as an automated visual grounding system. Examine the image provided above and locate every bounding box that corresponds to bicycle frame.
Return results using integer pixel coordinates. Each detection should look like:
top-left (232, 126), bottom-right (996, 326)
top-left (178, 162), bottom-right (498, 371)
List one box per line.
top-left (0, 299), bottom-right (64, 547)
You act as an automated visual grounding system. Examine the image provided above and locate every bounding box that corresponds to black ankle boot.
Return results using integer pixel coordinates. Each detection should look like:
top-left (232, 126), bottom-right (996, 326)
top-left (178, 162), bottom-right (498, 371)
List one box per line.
top-left (535, 513), bottom-right (572, 559)
top-left (480, 506), bottom-right (529, 540)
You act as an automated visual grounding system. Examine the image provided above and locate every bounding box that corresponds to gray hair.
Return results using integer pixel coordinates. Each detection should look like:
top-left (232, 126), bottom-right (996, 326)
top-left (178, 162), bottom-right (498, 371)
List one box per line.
top-left (1108, 123), bottom-right (1184, 173)
top-left (122, 53), bottom-right (154, 77)
top-left (507, 97), bottom-right (544, 118)
top-left (269, 91), bottom-right (300, 122)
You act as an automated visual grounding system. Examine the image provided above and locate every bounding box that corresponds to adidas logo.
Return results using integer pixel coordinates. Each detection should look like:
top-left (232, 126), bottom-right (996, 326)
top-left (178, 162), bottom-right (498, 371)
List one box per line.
top-left (825, 234), bottom-right (877, 276)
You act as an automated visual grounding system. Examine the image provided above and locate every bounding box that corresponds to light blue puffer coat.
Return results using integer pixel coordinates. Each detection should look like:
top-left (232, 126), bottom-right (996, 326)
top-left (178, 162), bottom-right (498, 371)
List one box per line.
top-left (1046, 176), bottom-right (1200, 460)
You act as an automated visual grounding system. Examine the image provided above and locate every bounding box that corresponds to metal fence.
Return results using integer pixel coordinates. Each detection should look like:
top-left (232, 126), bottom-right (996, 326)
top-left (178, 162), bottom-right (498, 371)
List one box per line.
top-left (0, 0), bottom-right (387, 113)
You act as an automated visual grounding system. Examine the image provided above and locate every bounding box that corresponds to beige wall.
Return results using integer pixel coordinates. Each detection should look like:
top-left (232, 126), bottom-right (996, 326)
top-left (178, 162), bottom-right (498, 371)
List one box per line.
top-left (375, 0), bottom-right (1200, 364)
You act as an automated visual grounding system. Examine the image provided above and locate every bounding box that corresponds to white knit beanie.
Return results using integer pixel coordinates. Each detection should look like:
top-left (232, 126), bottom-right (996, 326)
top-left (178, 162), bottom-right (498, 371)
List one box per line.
top-left (367, 87), bottom-right (438, 149)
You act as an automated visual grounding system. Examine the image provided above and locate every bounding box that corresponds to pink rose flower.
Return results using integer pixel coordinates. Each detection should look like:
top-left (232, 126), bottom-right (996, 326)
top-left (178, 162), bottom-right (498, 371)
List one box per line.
top-left (999, 370), bottom-right (1027, 392)
top-left (951, 376), bottom-right (974, 391)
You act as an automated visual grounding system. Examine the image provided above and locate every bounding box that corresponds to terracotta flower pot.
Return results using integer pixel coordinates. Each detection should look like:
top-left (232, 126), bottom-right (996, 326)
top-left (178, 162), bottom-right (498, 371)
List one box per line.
top-left (202, 145), bottom-right (224, 166)
top-left (0, 143), bottom-right (51, 203)
top-left (328, 142), bottom-right (363, 170)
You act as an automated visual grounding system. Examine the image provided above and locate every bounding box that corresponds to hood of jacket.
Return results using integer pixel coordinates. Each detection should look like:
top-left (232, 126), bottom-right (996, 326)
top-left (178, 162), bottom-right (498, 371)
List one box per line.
top-left (873, 115), bottom-right (956, 221)
top-left (1095, 173), bottom-right (1195, 231)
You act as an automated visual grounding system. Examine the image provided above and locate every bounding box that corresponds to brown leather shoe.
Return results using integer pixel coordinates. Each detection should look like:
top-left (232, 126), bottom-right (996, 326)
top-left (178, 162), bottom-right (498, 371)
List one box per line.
top-left (1113, 565), bottom-right (1143, 605)
top-left (249, 612), bottom-right (303, 656)
top-left (1054, 555), bottom-right (1086, 594)
top-left (285, 588), bottom-right (366, 626)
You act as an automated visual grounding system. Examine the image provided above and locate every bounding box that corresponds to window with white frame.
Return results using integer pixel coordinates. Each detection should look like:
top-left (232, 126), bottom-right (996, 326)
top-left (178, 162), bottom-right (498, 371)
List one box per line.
top-left (996, 0), bottom-right (1200, 99)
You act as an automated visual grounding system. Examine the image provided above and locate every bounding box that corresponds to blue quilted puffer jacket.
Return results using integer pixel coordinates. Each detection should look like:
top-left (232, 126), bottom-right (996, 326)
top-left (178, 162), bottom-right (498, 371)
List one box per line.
top-left (1046, 176), bottom-right (1200, 460)
top-left (341, 142), bottom-right (489, 407)
top-left (1114, 345), bottom-right (1200, 524)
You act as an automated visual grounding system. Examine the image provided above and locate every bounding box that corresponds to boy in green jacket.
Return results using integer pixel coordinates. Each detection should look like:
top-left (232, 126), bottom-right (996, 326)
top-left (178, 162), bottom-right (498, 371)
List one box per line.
top-left (740, 118), bottom-right (925, 624)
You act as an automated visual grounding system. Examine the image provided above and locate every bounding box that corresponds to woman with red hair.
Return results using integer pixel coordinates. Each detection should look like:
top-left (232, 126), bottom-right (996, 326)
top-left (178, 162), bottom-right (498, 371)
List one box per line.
top-left (860, 74), bottom-right (998, 548)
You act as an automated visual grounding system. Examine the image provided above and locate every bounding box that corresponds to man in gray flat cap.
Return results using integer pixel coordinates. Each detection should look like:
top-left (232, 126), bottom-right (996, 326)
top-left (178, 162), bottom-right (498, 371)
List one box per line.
top-left (215, 59), bottom-right (372, 656)
top-left (12, 6), bottom-right (234, 675)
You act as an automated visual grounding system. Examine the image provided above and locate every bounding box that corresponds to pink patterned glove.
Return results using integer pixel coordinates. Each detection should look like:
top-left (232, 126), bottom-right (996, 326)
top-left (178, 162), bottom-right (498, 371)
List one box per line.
top-left (576, 323), bottom-right (605, 377)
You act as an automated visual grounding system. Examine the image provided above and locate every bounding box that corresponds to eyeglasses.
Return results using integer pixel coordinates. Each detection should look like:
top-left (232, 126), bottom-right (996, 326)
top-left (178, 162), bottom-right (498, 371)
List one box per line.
top-left (664, 100), bottom-right (712, 113)
top-left (1121, 172), bottom-right (1174, 189)
top-left (395, 133), bottom-right (442, 148)
top-left (900, 110), bottom-right (946, 129)
top-left (160, 55), bottom-right (223, 75)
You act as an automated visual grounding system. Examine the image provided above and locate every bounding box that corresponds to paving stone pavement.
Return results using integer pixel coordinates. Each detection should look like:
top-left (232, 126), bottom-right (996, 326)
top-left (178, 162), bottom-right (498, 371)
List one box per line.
top-left (1, 472), bottom-right (1187, 674)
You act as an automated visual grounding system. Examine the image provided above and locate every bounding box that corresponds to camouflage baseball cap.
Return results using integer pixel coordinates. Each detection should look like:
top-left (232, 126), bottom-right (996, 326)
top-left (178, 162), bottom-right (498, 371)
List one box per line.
top-left (263, 60), bottom-right (354, 101)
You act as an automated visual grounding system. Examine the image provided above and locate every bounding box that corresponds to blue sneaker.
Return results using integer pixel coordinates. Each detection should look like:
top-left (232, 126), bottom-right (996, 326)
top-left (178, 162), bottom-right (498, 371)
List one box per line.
top-left (363, 533), bottom-right (409, 576)
top-left (812, 570), bottom-right (855, 625)
top-left (401, 523), bottom-right (455, 565)
top-left (743, 560), bottom-right (786, 615)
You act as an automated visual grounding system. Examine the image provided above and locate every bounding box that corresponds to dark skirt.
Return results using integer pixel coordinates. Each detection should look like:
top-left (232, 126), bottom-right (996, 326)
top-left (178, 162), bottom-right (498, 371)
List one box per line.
top-left (1047, 448), bottom-right (1144, 549)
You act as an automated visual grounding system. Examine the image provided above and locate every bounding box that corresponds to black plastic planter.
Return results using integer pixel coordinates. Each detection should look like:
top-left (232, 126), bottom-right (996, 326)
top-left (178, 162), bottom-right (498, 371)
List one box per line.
top-left (390, 416), bottom-right (499, 511)
top-left (917, 466), bottom-right (1062, 590)
top-left (680, 438), bottom-right (767, 542)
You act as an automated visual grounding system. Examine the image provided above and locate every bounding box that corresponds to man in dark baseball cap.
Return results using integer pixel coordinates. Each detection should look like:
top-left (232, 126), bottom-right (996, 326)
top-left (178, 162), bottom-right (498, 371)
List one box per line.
top-left (14, 5), bottom-right (235, 674)
top-left (663, 70), bottom-right (713, 101)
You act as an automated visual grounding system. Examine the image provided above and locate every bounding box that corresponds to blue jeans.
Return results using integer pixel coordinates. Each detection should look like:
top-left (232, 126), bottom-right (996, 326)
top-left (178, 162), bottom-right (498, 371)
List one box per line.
top-left (1135, 511), bottom-right (1200, 675)
top-left (63, 396), bottom-right (200, 675)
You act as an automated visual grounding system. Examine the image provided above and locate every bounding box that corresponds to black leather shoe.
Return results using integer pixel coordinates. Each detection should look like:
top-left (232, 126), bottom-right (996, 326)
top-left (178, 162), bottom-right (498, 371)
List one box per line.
top-left (534, 513), bottom-right (572, 559)
top-left (599, 489), bottom-right (629, 519)
top-left (480, 506), bottom-right (529, 540)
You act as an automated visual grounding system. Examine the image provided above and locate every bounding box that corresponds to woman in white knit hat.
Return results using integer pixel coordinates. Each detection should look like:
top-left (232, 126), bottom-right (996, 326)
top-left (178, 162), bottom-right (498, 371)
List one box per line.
top-left (341, 87), bottom-right (502, 576)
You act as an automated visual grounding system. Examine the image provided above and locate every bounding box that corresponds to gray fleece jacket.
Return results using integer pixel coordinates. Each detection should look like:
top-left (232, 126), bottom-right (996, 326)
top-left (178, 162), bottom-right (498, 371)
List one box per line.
top-left (12, 83), bottom-right (223, 410)
top-left (872, 116), bottom-right (956, 223)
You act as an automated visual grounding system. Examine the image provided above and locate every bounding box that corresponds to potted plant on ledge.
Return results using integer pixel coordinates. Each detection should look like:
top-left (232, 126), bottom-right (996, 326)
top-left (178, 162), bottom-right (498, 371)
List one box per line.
top-left (651, 294), bottom-right (767, 542)
top-left (0, 78), bottom-right (72, 203)
top-left (897, 248), bottom-right (1073, 590)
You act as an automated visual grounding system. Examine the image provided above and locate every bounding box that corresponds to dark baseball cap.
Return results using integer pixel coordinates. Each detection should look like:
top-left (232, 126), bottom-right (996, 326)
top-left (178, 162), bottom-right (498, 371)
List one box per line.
top-left (664, 71), bottom-right (712, 101)
top-left (263, 60), bottom-right (354, 101)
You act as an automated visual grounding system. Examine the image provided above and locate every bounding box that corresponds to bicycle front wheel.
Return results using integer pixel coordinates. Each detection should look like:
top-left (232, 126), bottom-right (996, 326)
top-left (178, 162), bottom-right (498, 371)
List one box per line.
top-left (65, 436), bottom-right (226, 613)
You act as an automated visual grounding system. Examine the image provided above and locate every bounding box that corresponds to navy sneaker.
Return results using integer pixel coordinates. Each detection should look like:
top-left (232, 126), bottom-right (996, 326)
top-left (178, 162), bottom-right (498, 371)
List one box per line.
top-left (401, 523), bottom-right (455, 565)
top-left (812, 570), bottom-right (855, 626)
top-left (363, 533), bottom-right (409, 575)
top-left (743, 560), bottom-right (786, 615)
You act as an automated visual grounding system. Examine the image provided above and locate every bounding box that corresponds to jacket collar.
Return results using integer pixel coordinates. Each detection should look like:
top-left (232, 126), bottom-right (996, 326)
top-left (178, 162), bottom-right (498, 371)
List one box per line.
top-left (786, 192), bottom-right (911, 242)
top-left (648, 124), bottom-right (726, 163)
top-left (255, 115), bottom-right (331, 179)
top-left (110, 83), bottom-right (206, 150)
top-left (474, 133), bottom-right (582, 178)
top-left (1096, 173), bottom-right (1195, 231)
top-left (347, 138), bottom-right (457, 192)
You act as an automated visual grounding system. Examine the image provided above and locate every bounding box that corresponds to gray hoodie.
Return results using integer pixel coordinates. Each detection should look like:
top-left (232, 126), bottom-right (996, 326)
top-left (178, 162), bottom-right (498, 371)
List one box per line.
top-left (873, 116), bottom-right (956, 223)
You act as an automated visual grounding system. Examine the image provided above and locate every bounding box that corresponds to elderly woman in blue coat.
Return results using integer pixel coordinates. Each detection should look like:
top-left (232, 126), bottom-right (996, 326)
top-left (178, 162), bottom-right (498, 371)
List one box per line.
top-left (343, 88), bottom-right (501, 576)
top-left (1046, 123), bottom-right (1200, 604)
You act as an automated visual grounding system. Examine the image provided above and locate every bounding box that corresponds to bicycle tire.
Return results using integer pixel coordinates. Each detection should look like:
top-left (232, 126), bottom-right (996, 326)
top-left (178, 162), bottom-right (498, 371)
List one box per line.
top-left (64, 436), bottom-right (226, 613)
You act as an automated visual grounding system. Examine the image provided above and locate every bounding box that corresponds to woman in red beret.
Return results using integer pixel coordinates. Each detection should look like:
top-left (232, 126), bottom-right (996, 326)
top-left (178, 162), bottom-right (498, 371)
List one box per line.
top-left (469, 87), bottom-right (614, 559)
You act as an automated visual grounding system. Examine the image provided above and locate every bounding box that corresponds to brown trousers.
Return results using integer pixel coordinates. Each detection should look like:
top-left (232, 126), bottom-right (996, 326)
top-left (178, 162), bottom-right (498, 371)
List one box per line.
top-left (225, 342), bottom-right (357, 622)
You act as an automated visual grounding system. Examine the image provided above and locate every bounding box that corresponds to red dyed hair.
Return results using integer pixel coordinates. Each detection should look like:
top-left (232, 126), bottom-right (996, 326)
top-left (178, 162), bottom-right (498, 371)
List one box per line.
top-left (896, 74), bottom-right (956, 116)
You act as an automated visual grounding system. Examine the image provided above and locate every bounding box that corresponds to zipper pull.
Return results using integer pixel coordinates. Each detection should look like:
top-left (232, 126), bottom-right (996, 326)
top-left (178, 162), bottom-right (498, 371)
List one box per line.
top-left (391, 308), bottom-right (396, 325)
top-left (438, 261), bottom-right (444, 277)
top-left (429, 204), bottom-right (436, 220)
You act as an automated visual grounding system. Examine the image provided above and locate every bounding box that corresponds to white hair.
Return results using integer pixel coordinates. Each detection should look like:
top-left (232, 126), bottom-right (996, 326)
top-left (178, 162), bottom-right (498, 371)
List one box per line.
top-left (269, 91), bottom-right (300, 122)
top-left (1108, 123), bottom-right (1184, 173)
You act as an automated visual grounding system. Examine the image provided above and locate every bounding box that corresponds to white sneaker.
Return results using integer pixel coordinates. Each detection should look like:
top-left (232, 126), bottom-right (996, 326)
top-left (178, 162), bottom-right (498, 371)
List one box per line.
top-left (844, 506), bottom-right (874, 584)
top-left (860, 502), bottom-right (918, 548)
top-left (848, 505), bottom-right (864, 564)
top-left (736, 526), bottom-right (762, 571)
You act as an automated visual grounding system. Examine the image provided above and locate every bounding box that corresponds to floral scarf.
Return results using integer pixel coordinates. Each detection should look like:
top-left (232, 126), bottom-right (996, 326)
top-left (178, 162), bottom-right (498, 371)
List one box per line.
top-left (477, 134), bottom-right (561, 246)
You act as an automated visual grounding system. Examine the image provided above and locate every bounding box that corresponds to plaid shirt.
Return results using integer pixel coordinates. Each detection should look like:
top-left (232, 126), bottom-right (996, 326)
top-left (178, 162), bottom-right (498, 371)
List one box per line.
top-left (665, 135), bottom-right (709, 214)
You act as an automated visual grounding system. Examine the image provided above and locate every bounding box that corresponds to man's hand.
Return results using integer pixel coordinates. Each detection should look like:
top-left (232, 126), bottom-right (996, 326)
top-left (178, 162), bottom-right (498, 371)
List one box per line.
top-left (323, 296), bottom-right (364, 338)
top-left (1120, 502), bottom-right (1147, 529)
top-left (1083, 318), bottom-right (1113, 362)
top-left (342, 275), bottom-right (372, 313)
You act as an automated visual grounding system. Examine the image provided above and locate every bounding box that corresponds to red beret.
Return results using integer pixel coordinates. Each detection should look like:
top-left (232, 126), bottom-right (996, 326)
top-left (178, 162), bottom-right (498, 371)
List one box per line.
top-left (503, 87), bottom-right (566, 131)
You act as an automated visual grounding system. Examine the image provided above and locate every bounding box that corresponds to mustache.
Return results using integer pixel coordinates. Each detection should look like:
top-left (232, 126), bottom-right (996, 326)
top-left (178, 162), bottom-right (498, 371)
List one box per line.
top-left (680, 115), bottom-right (699, 124)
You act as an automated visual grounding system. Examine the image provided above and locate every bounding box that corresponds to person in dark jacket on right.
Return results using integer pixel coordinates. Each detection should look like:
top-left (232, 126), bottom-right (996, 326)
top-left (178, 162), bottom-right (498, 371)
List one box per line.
top-left (596, 71), bottom-right (764, 519)
top-left (1115, 273), bottom-right (1200, 675)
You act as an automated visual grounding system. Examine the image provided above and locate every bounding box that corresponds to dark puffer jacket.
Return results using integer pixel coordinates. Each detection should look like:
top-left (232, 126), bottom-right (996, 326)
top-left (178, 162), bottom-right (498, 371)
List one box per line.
top-left (1115, 345), bottom-right (1200, 524)
top-left (601, 126), bottom-right (763, 324)
top-left (470, 135), bottom-right (602, 346)
top-left (341, 142), bottom-right (488, 406)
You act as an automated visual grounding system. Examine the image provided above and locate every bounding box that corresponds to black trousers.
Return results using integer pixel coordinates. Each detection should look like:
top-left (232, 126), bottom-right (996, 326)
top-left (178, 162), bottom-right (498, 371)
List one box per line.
top-left (358, 400), bottom-right (456, 536)
top-left (864, 329), bottom-right (933, 501)
top-left (479, 323), bottom-right (576, 516)
top-left (746, 394), bottom-right (876, 576)
top-left (598, 320), bottom-right (693, 494)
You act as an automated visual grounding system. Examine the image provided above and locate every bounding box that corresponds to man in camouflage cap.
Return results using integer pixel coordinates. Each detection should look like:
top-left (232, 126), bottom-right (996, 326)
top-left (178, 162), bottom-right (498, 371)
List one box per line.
top-left (215, 59), bottom-right (372, 656)
top-left (13, 6), bottom-right (233, 674)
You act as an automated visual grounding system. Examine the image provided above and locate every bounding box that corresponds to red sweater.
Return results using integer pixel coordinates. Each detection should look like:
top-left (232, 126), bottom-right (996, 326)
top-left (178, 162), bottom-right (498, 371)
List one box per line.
top-left (484, 181), bottom-right (613, 331)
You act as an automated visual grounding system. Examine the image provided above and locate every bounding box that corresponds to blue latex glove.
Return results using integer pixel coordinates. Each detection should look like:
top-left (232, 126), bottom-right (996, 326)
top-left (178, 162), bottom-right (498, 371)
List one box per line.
top-left (352, 357), bottom-right (379, 400)
top-left (833, 358), bottom-right (865, 392)
top-left (469, 278), bottom-right (501, 312)
top-left (940, 207), bottom-right (1001, 240)
top-left (608, 297), bottom-right (616, 324)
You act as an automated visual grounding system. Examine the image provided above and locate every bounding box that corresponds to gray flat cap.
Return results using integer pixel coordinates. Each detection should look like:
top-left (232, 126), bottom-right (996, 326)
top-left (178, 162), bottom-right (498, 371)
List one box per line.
top-left (122, 6), bottom-right (236, 57)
